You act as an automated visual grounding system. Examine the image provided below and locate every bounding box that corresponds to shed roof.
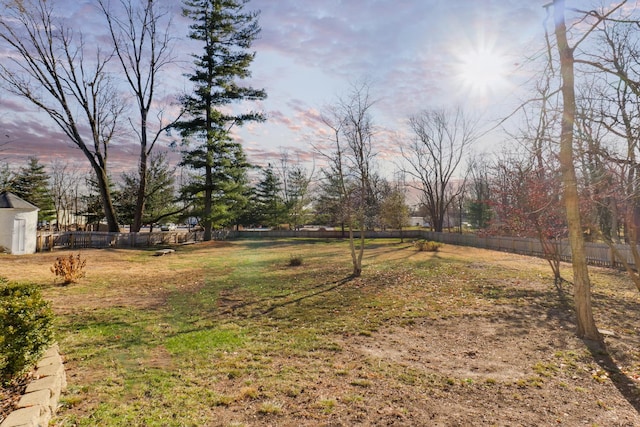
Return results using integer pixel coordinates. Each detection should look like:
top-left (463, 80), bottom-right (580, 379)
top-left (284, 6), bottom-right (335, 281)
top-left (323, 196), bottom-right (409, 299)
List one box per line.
top-left (0, 191), bottom-right (39, 210)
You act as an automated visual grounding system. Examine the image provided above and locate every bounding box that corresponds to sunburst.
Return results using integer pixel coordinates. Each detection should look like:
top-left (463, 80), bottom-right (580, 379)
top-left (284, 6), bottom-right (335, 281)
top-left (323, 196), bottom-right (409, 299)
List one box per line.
top-left (455, 45), bottom-right (509, 98)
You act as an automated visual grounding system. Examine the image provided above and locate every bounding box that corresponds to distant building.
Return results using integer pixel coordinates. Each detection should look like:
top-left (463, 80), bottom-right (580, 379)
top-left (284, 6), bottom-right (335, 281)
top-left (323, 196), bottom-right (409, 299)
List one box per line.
top-left (409, 216), bottom-right (429, 227)
top-left (0, 191), bottom-right (39, 255)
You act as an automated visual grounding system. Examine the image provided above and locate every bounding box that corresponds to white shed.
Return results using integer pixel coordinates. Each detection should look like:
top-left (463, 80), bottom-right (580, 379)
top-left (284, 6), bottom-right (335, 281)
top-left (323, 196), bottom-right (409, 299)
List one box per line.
top-left (0, 192), bottom-right (39, 255)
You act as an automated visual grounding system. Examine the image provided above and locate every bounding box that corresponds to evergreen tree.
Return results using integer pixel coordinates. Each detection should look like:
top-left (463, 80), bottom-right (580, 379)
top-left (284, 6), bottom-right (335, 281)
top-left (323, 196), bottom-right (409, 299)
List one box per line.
top-left (11, 157), bottom-right (55, 223)
top-left (116, 175), bottom-right (137, 227)
top-left (254, 164), bottom-right (286, 228)
top-left (284, 165), bottom-right (312, 230)
top-left (143, 154), bottom-right (180, 226)
top-left (0, 162), bottom-right (13, 193)
top-left (179, 137), bottom-right (252, 229)
top-left (175, 0), bottom-right (266, 240)
top-left (81, 175), bottom-right (118, 230)
top-left (117, 153), bottom-right (180, 227)
top-left (234, 184), bottom-right (259, 228)
top-left (314, 166), bottom-right (350, 232)
top-left (82, 190), bottom-right (104, 230)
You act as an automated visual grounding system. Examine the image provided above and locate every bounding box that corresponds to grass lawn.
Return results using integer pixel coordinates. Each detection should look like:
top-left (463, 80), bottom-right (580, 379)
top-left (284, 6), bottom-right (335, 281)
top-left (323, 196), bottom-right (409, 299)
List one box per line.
top-left (1, 238), bottom-right (639, 426)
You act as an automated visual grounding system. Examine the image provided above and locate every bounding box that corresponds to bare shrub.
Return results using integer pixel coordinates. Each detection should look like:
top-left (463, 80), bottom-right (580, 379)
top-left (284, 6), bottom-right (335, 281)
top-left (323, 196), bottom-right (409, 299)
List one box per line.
top-left (51, 253), bottom-right (87, 285)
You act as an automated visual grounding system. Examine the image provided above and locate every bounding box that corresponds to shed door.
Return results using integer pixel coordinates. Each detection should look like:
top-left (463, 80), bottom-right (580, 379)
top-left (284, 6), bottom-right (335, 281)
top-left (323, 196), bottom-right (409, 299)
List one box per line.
top-left (12, 218), bottom-right (26, 255)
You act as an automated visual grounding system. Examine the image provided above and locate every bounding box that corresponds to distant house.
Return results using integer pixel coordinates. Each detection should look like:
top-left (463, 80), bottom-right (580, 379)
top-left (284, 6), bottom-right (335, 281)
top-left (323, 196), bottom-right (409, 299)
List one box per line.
top-left (409, 216), bottom-right (429, 228)
top-left (0, 191), bottom-right (39, 255)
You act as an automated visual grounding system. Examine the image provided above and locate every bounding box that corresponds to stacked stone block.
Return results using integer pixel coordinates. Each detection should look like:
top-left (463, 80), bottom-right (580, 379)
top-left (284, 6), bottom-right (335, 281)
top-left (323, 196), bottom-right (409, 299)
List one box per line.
top-left (1, 345), bottom-right (66, 427)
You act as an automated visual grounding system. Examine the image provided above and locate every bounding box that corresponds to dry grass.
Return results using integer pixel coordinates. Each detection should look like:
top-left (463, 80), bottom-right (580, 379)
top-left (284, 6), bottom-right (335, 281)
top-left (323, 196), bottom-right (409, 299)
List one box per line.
top-left (0, 238), bottom-right (638, 426)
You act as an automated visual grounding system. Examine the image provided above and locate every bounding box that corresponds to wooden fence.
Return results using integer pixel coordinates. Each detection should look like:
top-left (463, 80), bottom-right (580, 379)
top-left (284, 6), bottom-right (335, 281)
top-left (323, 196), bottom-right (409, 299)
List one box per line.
top-left (420, 232), bottom-right (631, 269)
top-left (234, 229), bottom-right (633, 269)
top-left (232, 229), bottom-right (426, 240)
top-left (37, 230), bottom-right (209, 251)
top-left (36, 228), bottom-right (637, 270)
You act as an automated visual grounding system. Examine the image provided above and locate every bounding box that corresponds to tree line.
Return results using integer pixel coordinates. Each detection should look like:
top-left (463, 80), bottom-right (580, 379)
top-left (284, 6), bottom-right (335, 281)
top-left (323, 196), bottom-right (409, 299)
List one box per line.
top-left (0, 149), bottom-right (411, 236)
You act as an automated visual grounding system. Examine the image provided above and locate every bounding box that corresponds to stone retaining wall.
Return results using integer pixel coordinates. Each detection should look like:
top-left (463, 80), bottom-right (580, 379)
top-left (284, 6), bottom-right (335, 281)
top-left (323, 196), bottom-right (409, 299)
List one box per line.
top-left (1, 345), bottom-right (66, 427)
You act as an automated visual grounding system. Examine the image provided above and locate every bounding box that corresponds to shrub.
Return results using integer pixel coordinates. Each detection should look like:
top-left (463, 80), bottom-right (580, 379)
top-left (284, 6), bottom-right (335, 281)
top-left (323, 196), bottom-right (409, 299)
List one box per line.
top-left (413, 239), bottom-right (442, 252)
top-left (0, 279), bottom-right (54, 381)
top-left (51, 253), bottom-right (86, 284)
top-left (288, 254), bottom-right (303, 267)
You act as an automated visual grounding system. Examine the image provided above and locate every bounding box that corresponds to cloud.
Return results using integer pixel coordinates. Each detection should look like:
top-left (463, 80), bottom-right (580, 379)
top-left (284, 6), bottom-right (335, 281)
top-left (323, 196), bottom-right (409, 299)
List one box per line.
top-left (0, 97), bottom-right (36, 114)
top-left (0, 117), bottom-right (85, 166)
top-left (0, 0), bottom-right (551, 178)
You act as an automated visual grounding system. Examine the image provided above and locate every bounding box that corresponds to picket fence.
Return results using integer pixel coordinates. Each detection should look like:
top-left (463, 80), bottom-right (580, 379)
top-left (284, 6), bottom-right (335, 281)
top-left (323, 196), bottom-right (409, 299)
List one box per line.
top-left (234, 229), bottom-right (633, 269)
top-left (36, 230), bottom-right (208, 251)
top-left (36, 228), bottom-right (635, 269)
top-left (419, 232), bottom-right (628, 269)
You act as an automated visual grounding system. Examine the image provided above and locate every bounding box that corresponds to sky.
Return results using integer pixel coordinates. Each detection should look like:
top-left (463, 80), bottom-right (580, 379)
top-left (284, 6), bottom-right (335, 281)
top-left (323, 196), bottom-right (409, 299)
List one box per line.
top-left (0, 0), bottom-right (594, 176)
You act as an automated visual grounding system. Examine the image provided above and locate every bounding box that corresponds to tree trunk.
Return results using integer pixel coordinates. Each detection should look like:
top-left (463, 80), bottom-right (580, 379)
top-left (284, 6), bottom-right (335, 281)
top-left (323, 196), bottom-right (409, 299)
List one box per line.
top-left (204, 159), bottom-right (213, 242)
top-left (203, 83), bottom-right (214, 242)
top-left (553, 0), bottom-right (601, 341)
top-left (96, 168), bottom-right (119, 232)
top-left (347, 227), bottom-right (362, 277)
top-left (132, 112), bottom-right (149, 232)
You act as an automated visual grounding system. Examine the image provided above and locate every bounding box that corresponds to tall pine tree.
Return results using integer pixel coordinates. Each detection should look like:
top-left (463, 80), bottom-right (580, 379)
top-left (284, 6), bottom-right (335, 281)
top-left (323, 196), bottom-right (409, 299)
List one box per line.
top-left (180, 139), bottom-right (251, 229)
top-left (175, 0), bottom-right (266, 240)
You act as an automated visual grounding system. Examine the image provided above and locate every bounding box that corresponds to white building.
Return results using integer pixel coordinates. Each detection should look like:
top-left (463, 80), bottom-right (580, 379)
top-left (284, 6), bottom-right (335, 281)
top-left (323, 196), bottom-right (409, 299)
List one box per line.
top-left (409, 216), bottom-right (429, 227)
top-left (0, 192), bottom-right (39, 255)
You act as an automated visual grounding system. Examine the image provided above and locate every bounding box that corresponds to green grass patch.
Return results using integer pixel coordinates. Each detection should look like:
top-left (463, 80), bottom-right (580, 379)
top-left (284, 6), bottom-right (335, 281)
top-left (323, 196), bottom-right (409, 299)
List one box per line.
top-left (165, 327), bottom-right (245, 355)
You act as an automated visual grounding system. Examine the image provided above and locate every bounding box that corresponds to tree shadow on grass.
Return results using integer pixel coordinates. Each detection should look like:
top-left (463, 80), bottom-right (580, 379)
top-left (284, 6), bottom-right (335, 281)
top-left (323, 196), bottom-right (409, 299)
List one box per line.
top-left (556, 278), bottom-right (640, 413)
top-left (259, 275), bottom-right (355, 316)
top-left (476, 274), bottom-right (640, 413)
top-left (216, 275), bottom-right (355, 318)
top-left (553, 277), bottom-right (572, 313)
top-left (584, 339), bottom-right (640, 413)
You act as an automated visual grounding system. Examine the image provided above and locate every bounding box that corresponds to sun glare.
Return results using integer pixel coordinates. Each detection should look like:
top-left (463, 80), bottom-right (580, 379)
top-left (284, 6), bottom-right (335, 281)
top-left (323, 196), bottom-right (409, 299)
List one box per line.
top-left (456, 47), bottom-right (509, 97)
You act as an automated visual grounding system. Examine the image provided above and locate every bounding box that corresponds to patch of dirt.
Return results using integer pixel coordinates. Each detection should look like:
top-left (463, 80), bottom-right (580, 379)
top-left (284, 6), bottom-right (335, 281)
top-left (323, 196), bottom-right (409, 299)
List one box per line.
top-left (332, 315), bottom-right (638, 426)
top-left (145, 345), bottom-right (174, 370)
top-left (349, 314), bottom-right (562, 382)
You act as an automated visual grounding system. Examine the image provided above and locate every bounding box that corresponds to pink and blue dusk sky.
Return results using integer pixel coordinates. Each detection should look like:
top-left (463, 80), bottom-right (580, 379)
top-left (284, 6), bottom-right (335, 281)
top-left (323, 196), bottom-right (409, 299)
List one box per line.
top-left (0, 0), bottom-right (631, 175)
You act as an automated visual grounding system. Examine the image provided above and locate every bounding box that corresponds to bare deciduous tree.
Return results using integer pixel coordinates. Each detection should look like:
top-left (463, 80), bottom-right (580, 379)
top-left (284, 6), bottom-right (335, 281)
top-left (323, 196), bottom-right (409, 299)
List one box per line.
top-left (49, 161), bottom-right (82, 231)
top-left (401, 108), bottom-right (478, 232)
top-left (98, 0), bottom-right (178, 232)
top-left (0, 0), bottom-right (123, 231)
top-left (545, 0), bottom-right (625, 341)
top-left (317, 83), bottom-right (378, 277)
top-left (465, 153), bottom-right (492, 230)
top-left (574, 13), bottom-right (640, 292)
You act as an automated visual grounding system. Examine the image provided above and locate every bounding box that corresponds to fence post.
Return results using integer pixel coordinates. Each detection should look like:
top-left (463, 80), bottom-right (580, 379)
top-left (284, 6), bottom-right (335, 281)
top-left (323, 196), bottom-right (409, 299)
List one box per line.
top-left (609, 245), bottom-right (615, 268)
